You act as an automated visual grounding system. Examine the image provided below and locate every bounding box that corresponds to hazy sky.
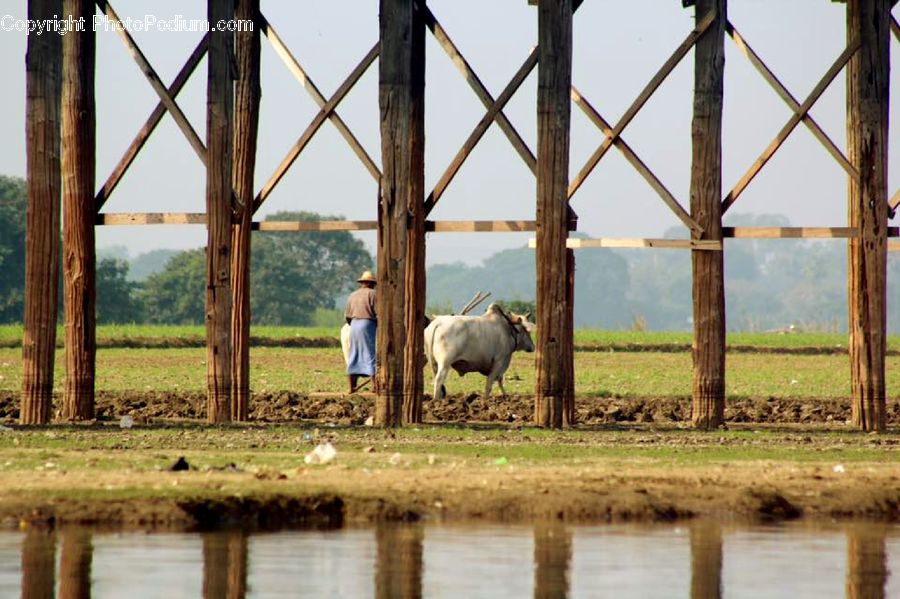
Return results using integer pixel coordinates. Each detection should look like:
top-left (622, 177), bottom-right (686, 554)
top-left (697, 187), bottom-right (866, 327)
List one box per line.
top-left (0, 1), bottom-right (897, 265)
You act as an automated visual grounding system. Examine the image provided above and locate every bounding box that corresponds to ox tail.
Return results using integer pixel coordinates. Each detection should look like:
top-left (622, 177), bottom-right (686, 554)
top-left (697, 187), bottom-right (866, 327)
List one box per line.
top-left (426, 321), bottom-right (441, 377)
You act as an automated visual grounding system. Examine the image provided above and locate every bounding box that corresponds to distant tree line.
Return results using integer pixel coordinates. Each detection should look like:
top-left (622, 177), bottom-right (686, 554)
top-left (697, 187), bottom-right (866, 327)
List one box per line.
top-left (3, 174), bottom-right (900, 332)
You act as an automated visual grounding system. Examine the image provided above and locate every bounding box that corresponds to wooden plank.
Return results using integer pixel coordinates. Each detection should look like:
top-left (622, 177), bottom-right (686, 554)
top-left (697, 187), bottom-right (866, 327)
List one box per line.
top-left (890, 188), bottom-right (900, 211)
top-left (571, 87), bottom-right (700, 235)
top-left (422, 5), bottom-right (535, 174)
top-left (533, 238), bottom-right (722, 250)
top-left (97, 213), bottom-right (206, 225)
top-left (723, 227), bottom-right (857, 238)
top-left (259, 14), bottom-right (380, 183)
top-left (892, 14), bottom-right (900, 42)
top-left (61, 0), bottom-right (97, 421)
top-left (253, 220), bottom-right (376, 231)
top-left (21, 0), bottom-right (63, 425)
top-left (95, 34), bottom-right (209, 212)
top-left (95, 0), bottom-right (207, 166)
top-left (567, 8), bottom-right (716, 215)
top-left (722, 37), bottom-right (861, 214)
top-left (427, 220), bottom-right (536, 232)
top-left (253, 43), bottom-right (379, 214)
top-left (726, 23), bottom-right (857, 180)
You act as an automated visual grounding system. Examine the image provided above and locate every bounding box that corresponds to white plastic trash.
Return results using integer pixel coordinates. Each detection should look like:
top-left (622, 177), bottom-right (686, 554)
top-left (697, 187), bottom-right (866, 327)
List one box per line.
top-left (304, 442), bottom-right (337, 465)
top-left (119, 415), bottom-right (134, 429)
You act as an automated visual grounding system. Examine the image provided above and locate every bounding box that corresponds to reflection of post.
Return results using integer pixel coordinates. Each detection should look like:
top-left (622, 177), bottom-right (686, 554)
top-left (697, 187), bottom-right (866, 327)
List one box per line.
top-left (534, 522), bottom-right (571, 599)
top-left (690, 520), bottom-right (722, 599)
top-left (21, 527), bottom-right (56, 599)
top-left (203, 531), bottom-right (248, 599)
top-left (846, 524), bottom-right (887, 599)
top-left (59, 528), bottom-right (92, 599)
top-left (375, 522), bottom-right (424, 599)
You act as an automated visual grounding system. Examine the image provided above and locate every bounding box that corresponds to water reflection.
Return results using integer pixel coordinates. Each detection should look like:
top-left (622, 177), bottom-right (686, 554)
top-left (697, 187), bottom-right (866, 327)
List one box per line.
top-left (0, 521), bottom-right (897, 597)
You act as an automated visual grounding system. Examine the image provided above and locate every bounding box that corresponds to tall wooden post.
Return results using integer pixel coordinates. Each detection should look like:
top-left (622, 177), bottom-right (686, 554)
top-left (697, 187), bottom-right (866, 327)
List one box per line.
top-left (21, 528), bottom-right (56, 599)
top-left (231, 0), bottom-right (260, 422)
top-left (21, 0), bottom-right (63, 425)
top-left (689, 520), bottom-right (723, 599)
top-left (534, 0), bottom-right (574, 429)
top-left (690, 0), bottom-right (726, 430)
top-left (847, 0), bottom-right (890, 433)
top-left (206, 0), bottom-right (235, 423)
top-left (61, 0), bottom-right (96, 421)
top-left (534, 522), bottom-right (572, 598)
top-left (378, 0), bottom-right (425, 427)
top-left (846, 524), bottom-right (888, 599)
top-left (59, 529), bottom-right (92, 599)
top-left (401, 0), bottom-right (426, 425)
top-left (375, 522), bottom-right (423, 599)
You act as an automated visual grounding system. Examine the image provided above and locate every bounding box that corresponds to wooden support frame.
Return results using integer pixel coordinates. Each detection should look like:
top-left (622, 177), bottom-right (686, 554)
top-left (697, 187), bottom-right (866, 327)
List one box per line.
top-left (94, 0), bottom-right (207, 166)
top-left (95, 34), bottom-right (209, 211)
top-left (61, 0), bottom-right (97, 421)
top-left (21, 0), bottom-right (63, 425)
top-left (726, 23), bottom-right (857, 180)
top-left (253, 42), bottom-right (379, 213)
top-left (566, 9), bottom-right (716, 239)
top-left (258, 13), bottom-right (380, 183)
top-left (722, 36), bottom-right (861, 213)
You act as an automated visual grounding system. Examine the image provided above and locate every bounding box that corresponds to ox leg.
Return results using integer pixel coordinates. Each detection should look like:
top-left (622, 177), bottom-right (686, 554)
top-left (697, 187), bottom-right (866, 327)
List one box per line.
top-left (434, 366), bottom-right (450, 401)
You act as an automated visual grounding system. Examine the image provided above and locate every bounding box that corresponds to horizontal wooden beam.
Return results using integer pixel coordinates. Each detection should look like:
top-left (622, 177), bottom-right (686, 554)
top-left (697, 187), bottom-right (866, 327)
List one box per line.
top-left (96, 213), bottom-right (206, 225)
top-left (723, 227), bottom-right (857, 239)
top-left (427, 220), bottom-right (535, 232)
top-left (890, 189), bottom-right (900, 211)
top-left (253, 220), bottom-right (376, 231)
top-left (528, 238), bottom-right (722, 250)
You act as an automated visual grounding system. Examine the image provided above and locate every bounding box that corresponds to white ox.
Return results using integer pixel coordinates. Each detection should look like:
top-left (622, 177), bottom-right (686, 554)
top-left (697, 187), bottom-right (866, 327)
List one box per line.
top-left (424, 303), bottom-right (535, 400)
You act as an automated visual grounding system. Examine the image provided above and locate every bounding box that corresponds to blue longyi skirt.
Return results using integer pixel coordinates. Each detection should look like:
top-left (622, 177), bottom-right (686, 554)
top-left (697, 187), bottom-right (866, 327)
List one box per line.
top-left (347, 318), bottom-right (376, 376)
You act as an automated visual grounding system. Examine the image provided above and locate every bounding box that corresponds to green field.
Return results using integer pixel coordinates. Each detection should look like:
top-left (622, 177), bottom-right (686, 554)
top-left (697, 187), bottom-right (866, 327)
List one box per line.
top-left (2, 345), bottom-right (897, 399)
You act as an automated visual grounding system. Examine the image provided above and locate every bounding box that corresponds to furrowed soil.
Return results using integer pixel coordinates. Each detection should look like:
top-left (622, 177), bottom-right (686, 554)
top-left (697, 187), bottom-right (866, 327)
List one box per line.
top-left (2, 340), bottom-right (900, 532)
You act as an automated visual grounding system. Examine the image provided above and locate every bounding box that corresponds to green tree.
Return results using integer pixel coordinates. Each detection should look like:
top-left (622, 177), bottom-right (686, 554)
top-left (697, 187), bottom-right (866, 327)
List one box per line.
top-left (0, 175), bottom-right (27, 323)
top-left (96, 258), bottom-right (143, 324)
top-left (138, 249), bottom-right (206, 324)
top-left (137, 212), bottom-right (374, 325)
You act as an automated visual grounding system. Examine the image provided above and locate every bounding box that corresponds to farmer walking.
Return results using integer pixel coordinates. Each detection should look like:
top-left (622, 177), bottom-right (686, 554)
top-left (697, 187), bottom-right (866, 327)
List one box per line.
top-left (344, 270), bottom-right (377, 393)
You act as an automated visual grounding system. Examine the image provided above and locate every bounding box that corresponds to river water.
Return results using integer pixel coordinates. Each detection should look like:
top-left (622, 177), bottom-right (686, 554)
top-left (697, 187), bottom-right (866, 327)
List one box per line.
top-left (0, 521), bottom-right (897, 597)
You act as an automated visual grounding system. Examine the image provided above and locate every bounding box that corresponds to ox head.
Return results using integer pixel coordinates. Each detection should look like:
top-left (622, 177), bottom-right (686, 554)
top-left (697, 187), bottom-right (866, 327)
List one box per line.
top-left (509, 311), bottom-right (536, 353)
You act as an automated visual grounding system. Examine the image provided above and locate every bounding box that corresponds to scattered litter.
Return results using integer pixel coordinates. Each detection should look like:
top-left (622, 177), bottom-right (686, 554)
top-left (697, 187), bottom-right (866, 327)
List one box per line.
top-left (362, 446), bottom-right (376, 453)
top-left (302, 433), bottom-right (313, 442)
top-left (789, 380), bottom-right (799, 385)
top-left (833, 464), bottom-right (845, 474)
top-left (119, 415), bottom-right (134, 429)
top-left (388, 452), bottom-right (402, 466)
top-left (427, 454), bottom-right (437, 465)
top-left (304, 442), bottom-right (337, 465)
top-left (169, 456), bottom-right (190, 471)
top-left (364, 416), bottom-right (374, 427)
top-left (493, 457), bottom-right (509, 466)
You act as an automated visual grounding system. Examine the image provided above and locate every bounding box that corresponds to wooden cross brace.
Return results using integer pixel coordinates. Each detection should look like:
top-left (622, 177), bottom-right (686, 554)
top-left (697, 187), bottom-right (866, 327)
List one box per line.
top-left (566, 9), bottom-right (717, 238)
top-left (721, 36), bottom-right (861, 214)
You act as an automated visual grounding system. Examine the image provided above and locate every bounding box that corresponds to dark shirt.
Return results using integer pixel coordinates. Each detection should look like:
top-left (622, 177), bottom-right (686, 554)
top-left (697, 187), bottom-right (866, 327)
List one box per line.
top-left (345, 287), bottom-right (376, 321)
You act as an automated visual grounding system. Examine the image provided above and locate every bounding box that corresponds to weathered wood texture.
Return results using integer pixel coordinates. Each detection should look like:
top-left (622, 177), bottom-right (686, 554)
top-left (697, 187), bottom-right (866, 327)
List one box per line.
top-left (61, 0), bottom-right (96, 421)
top-left (690, 0), bottom-right (726, 430)
top-left (206, 0), bottom-right (235, 423)
top-left (402, 0), bottom-right (427, 425)
top-left (534, 0), bottom-right (574, 429)
top-left (21, 528), bottom-right (56, 599)
top-left (847, 0), bottom-right (890, 432)
top-left (21, 0), bottom-right (63, 425)
top-left (377, 0), bottom-right (424, 427)
top-left (230, 0), bottom-right (260, 422)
